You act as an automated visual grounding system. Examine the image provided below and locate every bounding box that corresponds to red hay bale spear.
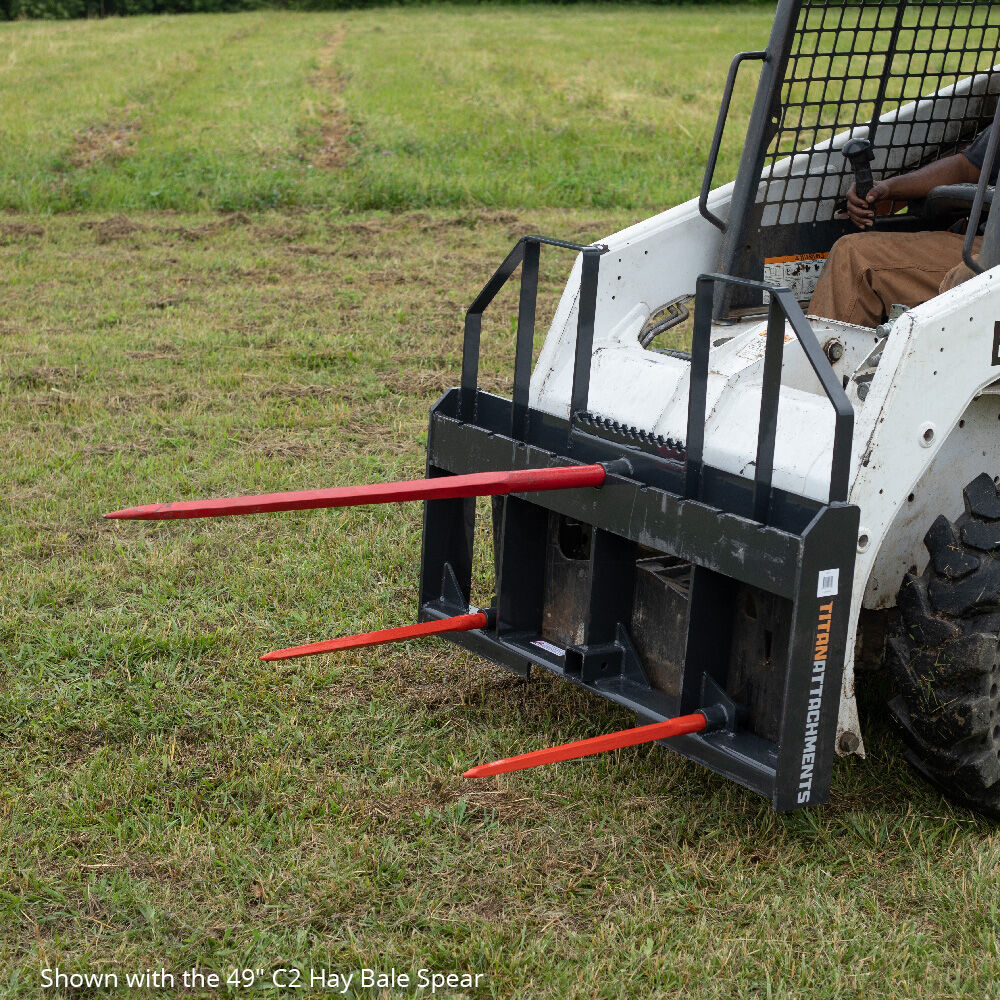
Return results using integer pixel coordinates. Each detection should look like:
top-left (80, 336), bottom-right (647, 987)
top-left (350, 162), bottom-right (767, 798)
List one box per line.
top-left (104, 464), bottom-right (608, 520)
top-left (260, 612), bottom-right (489, 662)
top-left (463, 713), bottom-right (708, 778)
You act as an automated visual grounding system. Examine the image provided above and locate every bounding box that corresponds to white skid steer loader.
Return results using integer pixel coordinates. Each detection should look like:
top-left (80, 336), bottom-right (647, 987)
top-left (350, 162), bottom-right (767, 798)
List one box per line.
top-left (108, 0), bottom-right (1000, 817)
top-left (521, 0), bottom-right (1000, 816)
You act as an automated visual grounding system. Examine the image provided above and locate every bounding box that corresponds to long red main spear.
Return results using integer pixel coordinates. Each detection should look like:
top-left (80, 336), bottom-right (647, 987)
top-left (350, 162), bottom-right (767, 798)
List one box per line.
top-left (104, 464), bottom-right (608, 520)
top-left (463, 712), bottom-right (708, 778)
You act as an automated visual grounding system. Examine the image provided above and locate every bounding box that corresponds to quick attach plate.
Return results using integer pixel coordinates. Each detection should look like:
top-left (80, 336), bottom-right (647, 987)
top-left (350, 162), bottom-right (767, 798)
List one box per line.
top-left (418, 388), bottom-right (859, 812)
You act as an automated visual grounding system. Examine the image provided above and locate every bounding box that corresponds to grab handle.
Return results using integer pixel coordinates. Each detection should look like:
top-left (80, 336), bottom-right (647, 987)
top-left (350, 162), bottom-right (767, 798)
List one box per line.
top-left (699, 50), bottom-right (768, 232)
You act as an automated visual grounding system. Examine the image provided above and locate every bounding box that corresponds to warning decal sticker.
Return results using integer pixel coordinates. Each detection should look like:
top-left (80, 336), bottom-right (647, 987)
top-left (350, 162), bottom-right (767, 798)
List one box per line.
top-left (763, 252), bottom-right (829, 302)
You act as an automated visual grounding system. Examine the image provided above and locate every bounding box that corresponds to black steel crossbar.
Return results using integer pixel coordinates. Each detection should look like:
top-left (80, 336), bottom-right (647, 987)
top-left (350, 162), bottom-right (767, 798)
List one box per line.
top-left (686, 274), bottom-right (854, 518)
top-left (460, 235), bottom-right (609, 437)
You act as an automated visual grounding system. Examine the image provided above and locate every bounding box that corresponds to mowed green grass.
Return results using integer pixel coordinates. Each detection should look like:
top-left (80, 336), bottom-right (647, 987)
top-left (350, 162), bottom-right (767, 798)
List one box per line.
top-left (0, 7), bottom-right (767, 212)
top-left (6, 210), bottom-right (1000, 1000)
top-left (2, 7), bottom-right (1000, 1000)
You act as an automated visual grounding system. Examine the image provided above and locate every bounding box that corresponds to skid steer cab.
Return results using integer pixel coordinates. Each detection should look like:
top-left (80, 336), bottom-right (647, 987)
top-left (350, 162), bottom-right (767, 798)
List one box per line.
top-left (109, 0), bottom-right (1000, 818)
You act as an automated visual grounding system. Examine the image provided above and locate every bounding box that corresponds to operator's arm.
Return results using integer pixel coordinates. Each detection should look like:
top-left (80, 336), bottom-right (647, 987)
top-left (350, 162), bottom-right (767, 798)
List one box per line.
top-left (846, 153), bottom-right (981, 228)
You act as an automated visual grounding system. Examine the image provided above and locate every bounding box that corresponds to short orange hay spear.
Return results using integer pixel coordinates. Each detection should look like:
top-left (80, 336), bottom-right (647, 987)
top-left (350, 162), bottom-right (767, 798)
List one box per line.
top-left (260, 612), bottom-right (490, 662)
top-left (463, 712), bottom-right (709, 778)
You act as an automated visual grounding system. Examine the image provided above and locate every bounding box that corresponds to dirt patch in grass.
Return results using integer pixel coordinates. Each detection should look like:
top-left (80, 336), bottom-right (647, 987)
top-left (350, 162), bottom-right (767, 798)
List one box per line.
top-left (71, 116), bottom-right (141, 169)
top-left (252, 220), bottom-right (310, 243)
top-left (126, 341), bottom-right (182, 358)
top-left (16, 517), bottom-right (110, 562)
top-left (361, 785), bottom-right (542, 826)
top-left (165, 212), bottom-right (252, 242)
top-left (5, 366), bottom-right (76, 389)
top-left (384, 368), bottom-right (452, 398)
top-left (79, 439), bottom-right (155, 458)
top-left (312, 29), bottom-right (352, 170)
top-left (243, 435), bottom-right (318, 460)
top-left (414, 210), bottom-right (522, 233)
top-left (89, 214), bottom-right (146, 244)
top-left (340, 210), bottom-right (525, 240)
top-left (0, 220), bottom-right (45, 245)
top-left (57, 726), bottom-right (117, 764)
top-left (260, 382), bottom-right (338, 400)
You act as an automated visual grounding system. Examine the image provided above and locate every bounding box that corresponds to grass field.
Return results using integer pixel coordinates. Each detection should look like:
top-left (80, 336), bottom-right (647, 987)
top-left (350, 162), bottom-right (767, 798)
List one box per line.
top-left (3, 7), bottom-right (1000, 1000)
top-left (0, 7), bottom-right (767, 212)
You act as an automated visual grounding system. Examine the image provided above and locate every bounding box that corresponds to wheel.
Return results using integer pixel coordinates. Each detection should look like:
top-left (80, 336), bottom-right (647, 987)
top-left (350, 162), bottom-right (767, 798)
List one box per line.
top-left (888, 473), bottom-right (1000, 819)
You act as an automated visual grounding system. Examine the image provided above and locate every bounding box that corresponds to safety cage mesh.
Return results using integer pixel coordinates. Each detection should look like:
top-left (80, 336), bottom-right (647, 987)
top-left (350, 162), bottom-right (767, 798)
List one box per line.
top-left (760, 0), bottom-right (1000, 227)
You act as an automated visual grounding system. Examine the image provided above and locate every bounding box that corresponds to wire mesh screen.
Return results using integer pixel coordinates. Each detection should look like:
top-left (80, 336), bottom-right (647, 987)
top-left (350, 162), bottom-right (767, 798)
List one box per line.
top-left (759, 0), bottom-right (1000, 227)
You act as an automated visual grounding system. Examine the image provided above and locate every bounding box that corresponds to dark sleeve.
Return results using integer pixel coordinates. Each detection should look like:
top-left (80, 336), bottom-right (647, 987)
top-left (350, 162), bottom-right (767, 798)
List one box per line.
top-left (963, 127), bottom-right (1000, 182)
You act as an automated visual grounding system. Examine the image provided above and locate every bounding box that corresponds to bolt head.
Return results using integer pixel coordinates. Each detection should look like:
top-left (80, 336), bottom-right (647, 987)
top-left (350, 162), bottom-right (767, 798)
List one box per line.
top-left (838, 731), bottom-right (861, 754)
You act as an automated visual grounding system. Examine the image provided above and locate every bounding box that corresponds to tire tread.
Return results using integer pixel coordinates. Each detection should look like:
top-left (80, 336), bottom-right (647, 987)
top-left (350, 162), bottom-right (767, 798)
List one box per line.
top-left (891, 475), bottom-right (1000, 818)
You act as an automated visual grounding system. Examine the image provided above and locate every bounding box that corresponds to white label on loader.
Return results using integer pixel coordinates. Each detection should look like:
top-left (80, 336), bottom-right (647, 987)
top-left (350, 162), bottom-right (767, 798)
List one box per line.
top-left (531, 639), bottom-right (565, 656)
top-left (763, 253), bottom-right (829, 302)
top-left (817, 568), bottom-right (839, 598)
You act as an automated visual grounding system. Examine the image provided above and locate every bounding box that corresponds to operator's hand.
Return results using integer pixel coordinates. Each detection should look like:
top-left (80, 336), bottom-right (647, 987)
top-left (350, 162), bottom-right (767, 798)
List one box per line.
top-left (846, 180), bottom-right (892, 228)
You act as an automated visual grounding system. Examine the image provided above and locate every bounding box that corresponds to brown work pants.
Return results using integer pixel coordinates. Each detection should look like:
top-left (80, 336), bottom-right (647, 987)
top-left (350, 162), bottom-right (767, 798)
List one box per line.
top-left (808, 230), bottom-right (979, 327)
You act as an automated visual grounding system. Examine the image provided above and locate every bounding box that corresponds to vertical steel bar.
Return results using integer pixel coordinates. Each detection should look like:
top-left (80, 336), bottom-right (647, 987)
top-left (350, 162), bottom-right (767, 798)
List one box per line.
top-left (713, 0), bottom-right (800, 319)
top-left (864, 0), bottom-right (909, 144)
top-left (460, 312), bottom-right (481, 422)
top-left (569, 248), bottom-right (601, 421)
top-left (512, 240), bottom-right (540, 438)
top-left (752, 297), bottom-right (785, 523)
top-left (963, 97), bottom-right (1000, 274)
top-left (772, 288), bottom-right (853, 503)
top-left (685, 275), bottom-right (716, 500)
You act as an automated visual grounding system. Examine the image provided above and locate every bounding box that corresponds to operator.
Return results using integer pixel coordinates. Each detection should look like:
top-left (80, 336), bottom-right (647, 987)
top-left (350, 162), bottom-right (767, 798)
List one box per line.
top-left (808, 127), bottom-right (997, 327)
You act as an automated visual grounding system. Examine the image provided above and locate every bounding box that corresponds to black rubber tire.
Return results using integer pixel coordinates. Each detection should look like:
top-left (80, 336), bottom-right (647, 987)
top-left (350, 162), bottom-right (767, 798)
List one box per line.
top-left (888, 473), bottom-right (1000, 819)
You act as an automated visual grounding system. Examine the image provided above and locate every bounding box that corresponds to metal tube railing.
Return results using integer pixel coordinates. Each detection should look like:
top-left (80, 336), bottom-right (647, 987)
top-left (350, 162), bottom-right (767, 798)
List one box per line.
top-left (686, 274), bottom-right (854, 519)
top-left (460, 235), bottom-right (609, 437)
top-left (699, 49), bottom-right (768, 233)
